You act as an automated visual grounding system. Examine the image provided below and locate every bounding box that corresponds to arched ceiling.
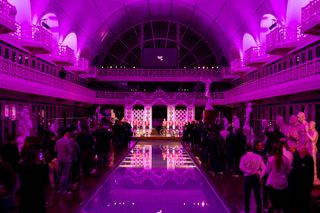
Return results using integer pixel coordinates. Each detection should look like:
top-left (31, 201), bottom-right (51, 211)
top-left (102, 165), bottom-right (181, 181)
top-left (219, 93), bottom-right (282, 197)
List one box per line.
top-left (27, 0), bottom-right (289, 65)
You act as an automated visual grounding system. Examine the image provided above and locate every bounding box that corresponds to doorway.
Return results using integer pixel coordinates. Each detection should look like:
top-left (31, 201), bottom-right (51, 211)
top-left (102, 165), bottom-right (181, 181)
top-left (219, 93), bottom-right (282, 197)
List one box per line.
top-left (152, 105), bottom-right (167, 133)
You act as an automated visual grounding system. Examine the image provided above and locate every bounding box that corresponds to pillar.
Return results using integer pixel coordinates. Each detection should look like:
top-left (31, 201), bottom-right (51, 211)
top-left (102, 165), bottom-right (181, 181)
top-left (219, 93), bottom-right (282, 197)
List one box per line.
top-left (144, 105), bottom-right (152, 134)
top-left (187, 105), bottom-right (195, 122)
top-left (124, 105), bottom-right (133, 124)
top-left (167, 105), bottom-right (175, 128)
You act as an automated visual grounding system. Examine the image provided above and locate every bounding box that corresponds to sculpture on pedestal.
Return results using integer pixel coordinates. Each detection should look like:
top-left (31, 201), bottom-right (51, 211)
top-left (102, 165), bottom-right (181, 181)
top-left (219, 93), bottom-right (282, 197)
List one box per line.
top-left (50, 119), bottom-right (59, 137)
top-left (287, 115), bottom-right (301, 149)
top-left (306, 121), bottom-right (320, 185)
top-left (17, 107), bottom-right (32, 151)
top-left (297, 111), bottom-right (308, 148)
top-left (243, 102), bottom-right (253, 144)
top-left (232, 115), bottom-right (240, 133)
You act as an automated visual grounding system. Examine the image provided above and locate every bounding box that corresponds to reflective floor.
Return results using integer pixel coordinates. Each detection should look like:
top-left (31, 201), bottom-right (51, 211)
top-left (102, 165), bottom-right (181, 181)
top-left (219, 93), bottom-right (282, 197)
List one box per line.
top-left (78, 141), bottom-right (229, 213)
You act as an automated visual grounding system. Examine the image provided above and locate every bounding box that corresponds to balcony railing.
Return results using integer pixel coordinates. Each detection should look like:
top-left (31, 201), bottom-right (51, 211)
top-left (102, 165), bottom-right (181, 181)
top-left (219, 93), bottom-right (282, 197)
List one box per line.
top-left (266, 27), bottom-right (298, 55)
top-left (301, 0), bottom-right (320, 34)
top-left (16, 24), bottom-right (53, 54)
top-left (244, 45), bottom-right (271, 67)
top-left (0, 56), bottom-right (92, 96)
top-left (70, 57), bottom-right (89, 73)
top-left (227, 58), bottom-right (320, 96)
top-left (96, 68), bottom-right (223, 78)
top-left (0, 0), bottom-right (17, 33)
top-left (51, 45), bottom-right (75, 66)
top-left (96, 91), bottom-right (224, 101)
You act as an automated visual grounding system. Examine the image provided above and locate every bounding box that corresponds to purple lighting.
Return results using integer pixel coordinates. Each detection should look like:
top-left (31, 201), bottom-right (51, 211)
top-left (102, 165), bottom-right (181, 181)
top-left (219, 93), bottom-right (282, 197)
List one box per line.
top-left (79, 142), bottom-right (229, 213)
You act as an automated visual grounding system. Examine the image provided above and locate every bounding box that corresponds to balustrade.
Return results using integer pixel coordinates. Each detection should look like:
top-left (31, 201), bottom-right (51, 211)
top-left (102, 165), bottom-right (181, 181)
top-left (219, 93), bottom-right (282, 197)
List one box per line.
top-left (96, 68), bottom-right (222, 78)
top-left (16, 24), bottom-right (53, 54)
top-left (0, 0), bottom-right (17, 33)
top-left (70, 57), bottom-right (89, 73)
top-left (51, 45), bottom-right (76, 66)
top-left (244, 45), bottom-right (270, 67)
top-left (266, 27), bottom-right (298, 55)
top-left (301, 0), bottom-right (320, 35)
top-left (230, 59), bottom-right (254, 74)
top-left (0, 57), bottom-right (93, 97)
top-left (227, 58), bottom-right (320, 97)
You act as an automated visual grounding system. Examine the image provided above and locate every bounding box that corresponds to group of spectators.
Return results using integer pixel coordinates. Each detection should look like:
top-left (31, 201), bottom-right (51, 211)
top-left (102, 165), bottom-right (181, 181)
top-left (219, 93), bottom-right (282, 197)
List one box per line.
top-left (182, 120), bottom-right (318, 213)
top-left (0, 118), bottom-right (132, 213)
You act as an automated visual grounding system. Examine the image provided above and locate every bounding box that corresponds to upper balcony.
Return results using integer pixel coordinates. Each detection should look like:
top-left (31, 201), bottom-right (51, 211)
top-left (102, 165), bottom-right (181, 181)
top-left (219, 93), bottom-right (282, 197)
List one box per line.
top-left (224, 58), bottom-right (320, 104)
top-left (93, 67), bottom-right (226, 82)
top-left (244, 45), bottom-right (272, 67)
top-left (301, 0), bottom-right (320, 35)
top-left (50, 45), bottom-right (75, 66)
top-left (70, 57), bottom-right (89, 74)
top-left (266, 27), bottom-right (298, 55)
top-left (16, 24), bottom-right (53, 54)
top-left (0, 56), bottom-right (94, 103)
top-left (230, 59), bottom-right (255, 75)
top-left (0, 0), bottom-right (17, 34)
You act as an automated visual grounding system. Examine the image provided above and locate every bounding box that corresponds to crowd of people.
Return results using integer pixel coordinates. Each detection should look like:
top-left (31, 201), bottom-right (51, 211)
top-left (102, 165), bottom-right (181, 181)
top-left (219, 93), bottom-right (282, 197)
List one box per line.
top-left (182, 113), bottom-right (319, 213)
top-left (0, 118), bottom-right (132, 213)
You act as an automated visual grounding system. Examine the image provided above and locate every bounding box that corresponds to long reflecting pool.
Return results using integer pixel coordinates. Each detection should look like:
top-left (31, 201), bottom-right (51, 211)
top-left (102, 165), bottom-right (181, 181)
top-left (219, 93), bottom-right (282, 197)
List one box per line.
top-left (79, 141), bottom-right (229, 213)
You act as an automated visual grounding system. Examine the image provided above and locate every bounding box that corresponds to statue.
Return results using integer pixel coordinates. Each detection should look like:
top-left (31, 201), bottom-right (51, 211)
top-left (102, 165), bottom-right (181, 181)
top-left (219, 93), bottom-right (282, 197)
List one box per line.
top-left (243, 102), bottom-right (253, 144)
top-left (204, 79), bottom-right (214, 110)
top-left (232, 115), bottom-right (240, 133)
top-left (50, 119), bottom-right (59, 137)
top-left (287, 115), bottom-right (301, 149)
top-left (306, 121), bottom-right (320, 185)
top-left (276, 115), bottom-right (286, 135)
top-left (297, 111), bottom-right (308, 147)
top-left (16, 107), bottom-right (32, 151)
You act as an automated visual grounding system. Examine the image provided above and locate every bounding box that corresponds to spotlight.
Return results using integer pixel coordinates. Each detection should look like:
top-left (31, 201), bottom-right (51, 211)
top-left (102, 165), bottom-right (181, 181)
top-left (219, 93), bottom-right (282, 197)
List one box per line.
top-left (41, 19), bottom-right (50, 30)
top-left (269, 19), bottom-right (277, 31)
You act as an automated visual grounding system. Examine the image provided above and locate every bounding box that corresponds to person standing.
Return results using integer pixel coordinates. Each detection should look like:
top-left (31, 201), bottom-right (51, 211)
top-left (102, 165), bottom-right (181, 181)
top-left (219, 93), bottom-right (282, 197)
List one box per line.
top-left (240, 144), bottom-right (266, 213)
top-left (54, 128), bottom-right (73, 193)
top-left (297, 147), bottom-right (314, 213)
top-left (266, 143), bottom-right (291, 212)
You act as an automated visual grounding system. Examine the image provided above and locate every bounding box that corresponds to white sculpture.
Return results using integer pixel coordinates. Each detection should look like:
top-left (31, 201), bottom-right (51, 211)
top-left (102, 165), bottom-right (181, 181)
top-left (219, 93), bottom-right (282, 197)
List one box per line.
top-left (243, 102), bottom-right (254, 144)
top-left (16, 107), bottom-right (32, 151)
top-left (276, 115), bottom-right (286, 135)
top-left (306, 121), bottom-right (320, 185)
top-left (204, 79), bottom-right (214, 110)
top-left (297, 111), bottom-right (308, 147)
top-left (50, 119), bottom-right (59, 137)
top-left (232, 115), bottom-right (240, 133)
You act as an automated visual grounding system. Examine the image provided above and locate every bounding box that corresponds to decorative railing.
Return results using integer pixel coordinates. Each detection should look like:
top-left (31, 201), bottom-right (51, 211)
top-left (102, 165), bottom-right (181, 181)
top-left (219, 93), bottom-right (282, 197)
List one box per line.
top-left (19, 24), bottom-right (53, 49)
top-left (0, 56), bottom-right (93, 96)
top-left (266, 27), bottom-right (298, 51)
top-left (231, 58), bottom-right (245, 70)
top-left (301, 0), bottom-right (320, 27)
top-left (244, 45), bottom-right (268, 64)
top-left (51, 45), bottom-right (75, 64)
top-left (96, 90), bottom-right (224, 101)
top-left (0, 0), bottom-right (17, 26)
top-left (70, 57), bottom-right (89, 72)
top-left (227, 58), bottom-right (320, 96)
top-left (95, 68), bottom-right (223, 78)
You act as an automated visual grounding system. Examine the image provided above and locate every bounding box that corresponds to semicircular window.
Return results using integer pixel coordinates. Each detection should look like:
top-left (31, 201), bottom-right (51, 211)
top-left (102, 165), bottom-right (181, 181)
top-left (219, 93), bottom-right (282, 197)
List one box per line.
top-left (103, 21), bottom-right (217, 68)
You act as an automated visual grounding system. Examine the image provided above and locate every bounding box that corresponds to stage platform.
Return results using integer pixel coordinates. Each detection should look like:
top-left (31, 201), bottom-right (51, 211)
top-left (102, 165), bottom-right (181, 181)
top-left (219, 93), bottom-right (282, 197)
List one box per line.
top-left (131, 134), bottom-right (181, 141)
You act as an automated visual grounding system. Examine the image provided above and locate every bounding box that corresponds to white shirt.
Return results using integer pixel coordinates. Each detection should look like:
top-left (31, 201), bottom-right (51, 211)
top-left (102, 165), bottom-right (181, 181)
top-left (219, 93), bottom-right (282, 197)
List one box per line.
top-left (240, 152), bottom-right (266, 177)
top-left (266, 156), bottom-right (291, 190)
top-left (283, 148), bottom-right (293, 167)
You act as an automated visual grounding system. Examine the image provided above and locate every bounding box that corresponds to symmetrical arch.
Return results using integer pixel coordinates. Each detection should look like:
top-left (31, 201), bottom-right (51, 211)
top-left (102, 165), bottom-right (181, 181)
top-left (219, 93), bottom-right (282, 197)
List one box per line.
top-left (102, 21), bottom-right (218, 68)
